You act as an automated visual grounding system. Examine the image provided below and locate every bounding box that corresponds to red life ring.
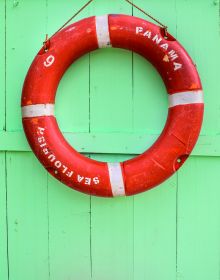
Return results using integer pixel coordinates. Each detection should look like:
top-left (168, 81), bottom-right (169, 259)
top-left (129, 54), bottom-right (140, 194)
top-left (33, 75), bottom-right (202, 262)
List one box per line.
top-left (21, 14), bottom-right (204, 197)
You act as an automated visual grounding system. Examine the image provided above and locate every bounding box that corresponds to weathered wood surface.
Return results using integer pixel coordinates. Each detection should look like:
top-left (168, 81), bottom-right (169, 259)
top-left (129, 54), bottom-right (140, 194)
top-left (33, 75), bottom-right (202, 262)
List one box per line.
top-left (0, 0), bottom-right (220, 279)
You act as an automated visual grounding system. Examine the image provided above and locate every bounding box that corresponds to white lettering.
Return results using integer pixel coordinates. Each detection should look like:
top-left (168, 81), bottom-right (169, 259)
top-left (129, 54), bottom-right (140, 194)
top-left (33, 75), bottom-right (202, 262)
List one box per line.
top-left (62, 165), bottom-right (68, 174)
top-left (152, 34), bottom-right (162, 44)
top-left (85, 178), bottom-right (91, 185)
top-left (93, 177), bottom-right (100, 185)
top-left (136, 26), bottom-right (143, 34)
top-left (43, 148), bottom-right (49, 155)
top-left (44, 55), bottom-right (55, 67)
top-left (77, 175), bottom-right (84, 183)
top-left (38, 127), bottom-right (45, 135)
top-left (66, 171), bottom-right (73, 178)
top-left (38, 136), bottom-right (45, 143)
top-left (160, 43), bottom-right (169, 50)
top-left (143, 30), bottom-right (151, 38)
top-left (36, 127), bottom-right (75, 179)
top-left (48, 154), bottom-right (56, 162)
top-left (40, 143), bottom-right (46, 148)
top-left (54, 161), bottom-right (62, 168)
top-left (174, 62), bottom-right (183, 71)
top-left (169, 50), bottom-right (178, 61)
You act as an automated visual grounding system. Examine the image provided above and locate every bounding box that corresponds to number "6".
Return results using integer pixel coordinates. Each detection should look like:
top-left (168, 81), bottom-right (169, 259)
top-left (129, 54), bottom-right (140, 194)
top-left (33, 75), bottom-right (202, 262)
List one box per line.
top-left (44, 55), bottom-right (55, 67)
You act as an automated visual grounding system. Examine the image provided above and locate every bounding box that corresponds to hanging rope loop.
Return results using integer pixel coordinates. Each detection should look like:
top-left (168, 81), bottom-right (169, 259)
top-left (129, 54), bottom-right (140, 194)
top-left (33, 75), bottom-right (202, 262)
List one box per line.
top-left (43, 0), bottom-right (168, 52)
top-left (52, 0), bottom-right (95, 37)
top-left (43, 0), bottom-right (95, 52)
top-left (124, 0), bottom-right (167, 30)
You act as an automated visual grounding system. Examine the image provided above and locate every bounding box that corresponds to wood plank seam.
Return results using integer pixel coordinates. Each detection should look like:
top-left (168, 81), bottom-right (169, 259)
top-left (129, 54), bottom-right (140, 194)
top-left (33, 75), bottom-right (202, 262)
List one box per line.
top-left (0, 132), bottom-right (219, 156)
top-left (5, 152), bottom-right (10, 280)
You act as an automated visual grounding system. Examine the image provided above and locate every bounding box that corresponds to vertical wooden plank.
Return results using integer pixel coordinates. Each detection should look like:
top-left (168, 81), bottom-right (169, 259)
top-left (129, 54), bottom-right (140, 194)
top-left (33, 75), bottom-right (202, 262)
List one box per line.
top-left (91, 154), bottom-right (134, 280)
top-left (6, 0), bottom-right (47, 131)
top-left (90, 0), bottom-right (133, 133)
top-left (55, 56), bottom-right (90, 133)
top-left (47, 0), bottom-right (91, 34)
top-left (0, 8), bottom-right (6, 276)
top-left (177, 157), bottom-right (220, 280)
top-left (0, 152), bottom-right (8, 280)
top-left (89, 0), bottom-right (132, 17)
top-left (89, 1), bottom-right (134, 279)
top-left (90, 47), bottom-right (133, 132)
top-left (175, 3), bottom-right (220, 279)
top-left (47, 176), bottom-right (91, 280)
top-left (133, 176), bottom-right (177, 280)
top-left (46, 2), bottom-right (92, 279)
top-left (133, 0), bottom-right (177, 134)
top-left (7, 152), bottom-right (49, 280)
top-left (132, 53), bottom-right (168, 134)
top-left (47, 0), bottom-right (91, 133)
top-left (133, 0), bottom-right (178, 36)
top-left (0, 0), bottom-right (5, 130)
top-left (132, 2), bottom-right (177, 280)
top-left (175, 0), bottom-right (220, 136)
top-left (2, 2), bottom-right (219, 280)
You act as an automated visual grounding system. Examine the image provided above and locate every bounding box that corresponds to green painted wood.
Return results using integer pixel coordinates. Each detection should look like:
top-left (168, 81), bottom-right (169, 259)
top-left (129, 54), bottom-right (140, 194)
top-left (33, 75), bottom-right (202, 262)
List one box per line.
top-left (132, 53), bottom-right (168, 134)
top-left (46, 2), bottom-right (92, 279)
top-left (0, 0), bottom-right (5, 131)
top-left (56, 57), bottom-right (90, 133)
top-left (7, 152), bottom-right (49, 279)
top-left (175, 0), bottom-right (220, 136)
top-left (47, 173), bottom-right (92, 279)
top-left (177, 157), bottom-right (220, 280)
top-left (0, 152), bottom-right (8, 280)
top-left (1, 131), bottom-right (220, 157)
top-left (90, 48), bottom-right (133, 133)
top-left (132, 3), bottom-right (177, 279)
top-left (48, 0), bottom-right (91, 133)
top-left (133, 176), bottom-right (177, 280)
top-left (47, 0), bottom-right (91, 35)
top-left (89, 2), bottom-right (134, 278)
top-left (91, 154), bottom-right (134, 280)
top-left (90, 0), bottom-right (133, 133)
top-left (0, 0), bottom-right (220, 279)
top-left (6, 0), bottom-right (47, 131)
top-left (133, 0), bottom-right (176, 134)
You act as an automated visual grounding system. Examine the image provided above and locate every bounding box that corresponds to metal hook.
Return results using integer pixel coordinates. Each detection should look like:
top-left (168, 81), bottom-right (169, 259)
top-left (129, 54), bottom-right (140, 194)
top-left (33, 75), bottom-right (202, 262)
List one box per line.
top-left (164, 26), bottom-right (168, 39)
top-left (43, 34), bottom-right (50, 52)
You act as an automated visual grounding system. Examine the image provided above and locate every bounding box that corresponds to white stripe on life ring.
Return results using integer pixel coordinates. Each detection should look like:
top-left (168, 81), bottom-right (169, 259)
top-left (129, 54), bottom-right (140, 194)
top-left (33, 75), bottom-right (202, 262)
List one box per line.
top-left (107, 162), bottom-right (126, 197)
top-left (95, 15), bottom-right (111, 48)
top-left (169, 90), bottom-right (204, 108)
top-left (22, 104), bottom-right (55, 118)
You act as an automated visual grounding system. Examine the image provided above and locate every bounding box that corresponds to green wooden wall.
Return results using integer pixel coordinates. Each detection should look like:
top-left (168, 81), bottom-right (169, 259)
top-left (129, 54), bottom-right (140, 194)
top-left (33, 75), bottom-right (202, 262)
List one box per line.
top-left (0, 0), bottom-right (220, 279)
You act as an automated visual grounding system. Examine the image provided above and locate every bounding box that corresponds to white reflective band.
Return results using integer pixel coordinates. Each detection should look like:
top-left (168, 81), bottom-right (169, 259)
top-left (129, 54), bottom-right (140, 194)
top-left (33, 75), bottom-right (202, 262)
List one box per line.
top-left (107, 163), bottom-right (125, 197)
top-left (95, 15), bottom-right (111, 48)
top-left (22, 104), bottom-right (55, 118)
top-left (169, 90), bottom-right (204, 108)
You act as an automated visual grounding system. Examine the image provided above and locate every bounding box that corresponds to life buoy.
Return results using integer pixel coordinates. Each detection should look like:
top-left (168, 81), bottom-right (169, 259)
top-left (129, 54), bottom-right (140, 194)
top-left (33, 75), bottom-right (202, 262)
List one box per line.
top-left (21, 14), bottom-right (204, 197)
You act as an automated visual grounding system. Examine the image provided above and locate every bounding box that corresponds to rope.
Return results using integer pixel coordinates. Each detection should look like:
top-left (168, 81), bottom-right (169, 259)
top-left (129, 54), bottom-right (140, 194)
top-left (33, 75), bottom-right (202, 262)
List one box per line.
top-left (43, 0), bottom-right (168, 51)
top-left (52, 0), bottom-right (95, 38)
top-left (43, 0), bottom-right (95, 51)
top-left (124, 0), bottom-right (167, 30)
